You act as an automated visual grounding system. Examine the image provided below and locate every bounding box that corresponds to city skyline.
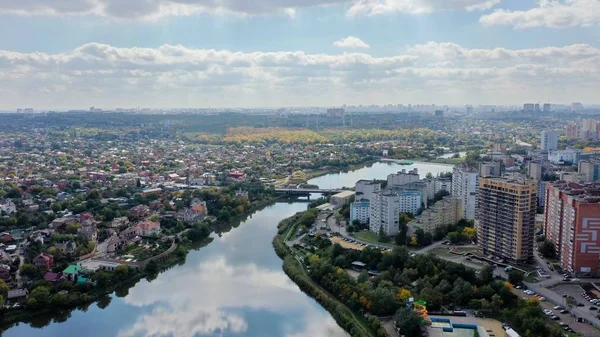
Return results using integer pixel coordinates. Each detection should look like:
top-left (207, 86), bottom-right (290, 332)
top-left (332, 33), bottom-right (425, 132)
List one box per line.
top-left (0, 0), bottom-right (599, 109)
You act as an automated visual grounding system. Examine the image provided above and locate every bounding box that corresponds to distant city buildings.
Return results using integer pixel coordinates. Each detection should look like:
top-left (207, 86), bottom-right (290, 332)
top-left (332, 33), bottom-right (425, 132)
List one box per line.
top-left (523, 103), bottom-right (535, 112)
top-left (540, 130), bottom-right (559, 152)
top-left (543, 103), bottom-right (551, 112)
top-left (477, 178), bottom-right (537, 263)
top-left (544, 181), bottom-right (600, 276)
top-left (452, 165), bottom-right (478, 220)
top-left (326, 108), bottom-right (345, 117)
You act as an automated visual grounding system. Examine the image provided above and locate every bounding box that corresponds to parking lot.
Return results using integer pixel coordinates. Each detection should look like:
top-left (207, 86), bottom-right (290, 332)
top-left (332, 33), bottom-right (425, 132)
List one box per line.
top-left (516, 285), bottom-right (600, 336)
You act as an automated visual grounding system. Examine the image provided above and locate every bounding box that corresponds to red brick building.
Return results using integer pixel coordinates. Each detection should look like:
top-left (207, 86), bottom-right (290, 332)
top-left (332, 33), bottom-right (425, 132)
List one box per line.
top-left (33, 252), bottom-right (54, 271)
top-left (544, 181), bottom-right (600, 276)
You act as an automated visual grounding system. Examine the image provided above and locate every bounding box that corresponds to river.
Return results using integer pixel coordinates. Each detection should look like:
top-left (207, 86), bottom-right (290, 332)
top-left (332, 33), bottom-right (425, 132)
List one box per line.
top-left (4, 161), bottom-right (453, 337)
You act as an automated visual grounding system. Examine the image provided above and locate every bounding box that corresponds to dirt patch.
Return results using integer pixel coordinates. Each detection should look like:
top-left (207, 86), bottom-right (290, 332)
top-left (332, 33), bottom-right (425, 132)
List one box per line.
top-left (330, 237), bottom-right (365, 251)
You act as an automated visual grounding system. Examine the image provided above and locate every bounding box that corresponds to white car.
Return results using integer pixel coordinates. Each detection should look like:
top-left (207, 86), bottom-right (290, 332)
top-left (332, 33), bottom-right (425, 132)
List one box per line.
top-left (543, 309), bottom-right (553, 316)
top-left (554, 306), bottom-right (562, 310)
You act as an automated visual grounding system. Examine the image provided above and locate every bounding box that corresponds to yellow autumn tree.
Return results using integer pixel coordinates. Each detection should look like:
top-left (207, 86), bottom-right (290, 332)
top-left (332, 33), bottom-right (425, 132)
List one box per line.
top-left (308, 254), bottom-right (320, 265)
top-left (463, 227), bottom-right (476, 240)
top-left (397, 288), bottom-right (412, 303)
top-left (336, 268), bottom-right (344, 276)
top-left (410, 236), bottom-right (418, 246)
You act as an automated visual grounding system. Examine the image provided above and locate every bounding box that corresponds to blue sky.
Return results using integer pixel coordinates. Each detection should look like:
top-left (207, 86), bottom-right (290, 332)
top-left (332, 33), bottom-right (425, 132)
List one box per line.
top-left (0, 0), bottom-right (599, 109)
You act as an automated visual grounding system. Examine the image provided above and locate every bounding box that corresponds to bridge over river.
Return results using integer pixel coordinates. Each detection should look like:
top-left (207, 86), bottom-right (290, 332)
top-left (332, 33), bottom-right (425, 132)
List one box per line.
top-left (274, 188), bottom-right (344, 197)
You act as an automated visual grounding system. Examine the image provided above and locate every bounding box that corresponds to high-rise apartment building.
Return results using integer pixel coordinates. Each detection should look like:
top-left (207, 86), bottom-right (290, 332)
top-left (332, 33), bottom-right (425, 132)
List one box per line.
top-left (477, 178), bottom-right (538, 263)
top-left (540, 130), bottom-right (559, 152)
top-left (479, 162), bottom-right (501, 178)
top-left (355, 180), bottom-right (381, 202)
top-left (523, 103), bottom-right (535, 112)
top-left (579, 159), bottom-right (600, 183)
top-left (350, 201), bottom-right (370, 224)
top-left (544, 182), bottom-right (600, 276)
top-left (527, 161), bottom-right (543, 181)
top-left (452, 165), bottom-right (479, 220)
top-left (543, 103), bottom-right (551, 112)
top-left (369, 190), bottom-right (400, 235)
top-left (425, 178), bottom-right (452, 200)
top-left (387, 169), bottom-right (420, 187)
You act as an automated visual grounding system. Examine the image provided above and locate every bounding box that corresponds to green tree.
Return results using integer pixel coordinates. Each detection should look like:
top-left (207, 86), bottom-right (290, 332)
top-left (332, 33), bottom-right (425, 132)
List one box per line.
top-left (395, 307), bottom-right (422, 337)
top-left (538, 239), bottom-right (556, 258)
top-left (20, 263), bottom-right (40, 279)
top-left (508, 270), bottom-right (525, 285)
top-left (378, 225), bottom-right (390, 243)
top-left (28, 286), bottom-right (51, 308)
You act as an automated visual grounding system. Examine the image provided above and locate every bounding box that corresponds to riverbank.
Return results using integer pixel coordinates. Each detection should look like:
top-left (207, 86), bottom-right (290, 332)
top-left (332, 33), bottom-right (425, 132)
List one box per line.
top-left (273, 215), bottom-right (377, 337)
top-left (0, 196), bottom-right (277, 331)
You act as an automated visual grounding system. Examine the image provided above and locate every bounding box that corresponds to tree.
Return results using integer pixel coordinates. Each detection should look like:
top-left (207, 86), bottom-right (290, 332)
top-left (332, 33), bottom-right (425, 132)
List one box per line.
top-left (463, 227), bottom-right (476, 241)
top-left (410, 236), bottom-right (418, 246)
top-left (538, 239), bottom-right (556, 258)
top-left (369, 287), bottom-right (399, 315)
top-left (395, 307), bottom-right (422, 337)
top-left (0, 279), bottom-right (8, 299)
top-left (28, 286), bottom-right (51, 308)
top-left (65, 223), bottom-right (82, 234)
top-left (378, 225), bottom-right (390, 243)
top-left (50, 293), bottom-right (69, 307)
top-left (20, 263), bottom-right (40, 279)
top-left (397, 287), bottom-right (412, 303)
top-left (508, 270), bottom-right (525, 285)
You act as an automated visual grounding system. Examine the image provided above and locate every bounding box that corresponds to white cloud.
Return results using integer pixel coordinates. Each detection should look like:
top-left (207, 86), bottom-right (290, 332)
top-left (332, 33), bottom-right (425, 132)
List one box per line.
top-left (333, 36), bottom-right (370, 49)
top-left (407, 41), bottom-right (600, 64)
top-left (479, 0), bottom-right (600, 28)
top-left (346, 0), bottom-right (501, 16)
top-left (0, 0), bottom-right (500, 18)
top-left (0, 41), bottom-right (598, 108)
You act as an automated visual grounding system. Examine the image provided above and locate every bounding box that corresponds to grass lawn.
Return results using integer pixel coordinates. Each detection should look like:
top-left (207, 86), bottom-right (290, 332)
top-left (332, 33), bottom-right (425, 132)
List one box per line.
top-left (351, 231), bottom-right (397, 248)
top-left (524, 274), bottom-right (539, 283)
top-left (429, 246), bottom-right (455, 257)
top-left (430, 157), bottom-right (464, 165)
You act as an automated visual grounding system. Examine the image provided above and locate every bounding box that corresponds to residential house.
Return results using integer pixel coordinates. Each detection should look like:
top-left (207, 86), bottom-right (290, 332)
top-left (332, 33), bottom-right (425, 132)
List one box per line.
top-left (79, 212), bottom-right (94, 222)
top-left (7, 289), bottom-right (29, 304)
top-left (0, 264), bottom-right (10, 280)
top-left (0, 200), bottom-right (16, 215)
top-left (0, 232), bottom-right (14, 242)
top-left (177, 208), bottom-right (204, 224)
top-left (43, 272), bottom-right (62, 283)
top-left (62, 264), bottom-right (85, 281)
top-left (50, 216), bottom-right (78, 232)
top-left (33, 252), bottom-right (54, 271)
top-left (137, 220), bottom-right (161, 236)
top-left (119, 226), bottom-right (141, 240)
top-left (78, 226), bottom-right (97, 241)
top-left (190, 199), bottom-right (208, 217)
top-left (55, 241), bottom-right (77, 255)
top-left (129, 205), bottom-right (151, 218)
top-left (106, 235), bottom-right (126, 253)
top-left (109, 217), bottom-right (129, 228)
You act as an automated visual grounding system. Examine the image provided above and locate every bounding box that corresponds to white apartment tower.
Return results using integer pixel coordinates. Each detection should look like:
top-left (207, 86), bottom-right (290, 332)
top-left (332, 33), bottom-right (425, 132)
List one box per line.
top-left (369, 190), bottom-right (400, 235)
top-left (387, 169), bottom-right (420, 187)
top-left (540, 130), bottom-right (559, 152)
top-left (452, 165), bottom-right (479, 220)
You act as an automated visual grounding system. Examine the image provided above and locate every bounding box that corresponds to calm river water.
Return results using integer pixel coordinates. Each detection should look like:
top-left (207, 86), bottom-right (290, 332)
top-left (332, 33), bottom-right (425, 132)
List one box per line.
top-left (4, 161), bottom-right (452, 337)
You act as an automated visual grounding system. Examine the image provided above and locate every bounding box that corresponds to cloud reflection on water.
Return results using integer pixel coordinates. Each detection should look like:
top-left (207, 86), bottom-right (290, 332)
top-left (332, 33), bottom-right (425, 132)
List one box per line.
top-left (118, 256), bottom-right (348, 337)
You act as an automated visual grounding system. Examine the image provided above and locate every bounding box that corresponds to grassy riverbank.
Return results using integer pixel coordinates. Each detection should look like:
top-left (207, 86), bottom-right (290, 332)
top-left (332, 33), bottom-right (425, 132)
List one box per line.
top-left (273, 215), bottom-right (377, 337)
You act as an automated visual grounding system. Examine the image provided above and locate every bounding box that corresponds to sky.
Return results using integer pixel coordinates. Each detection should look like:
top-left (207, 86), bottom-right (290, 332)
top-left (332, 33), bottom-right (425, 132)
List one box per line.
top-left (0, 0), bottom-right (599, 109)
